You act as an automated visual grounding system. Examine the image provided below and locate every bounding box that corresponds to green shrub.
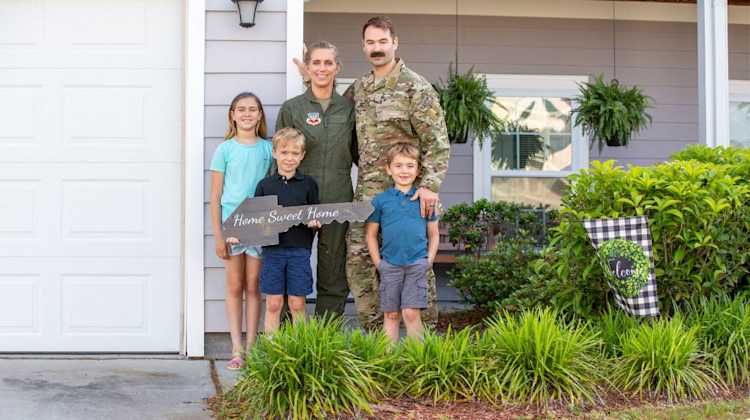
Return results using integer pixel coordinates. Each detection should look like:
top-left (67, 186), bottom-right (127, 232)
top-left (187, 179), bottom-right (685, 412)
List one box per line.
top-left (395, 328), bottom-right (483, 402)
top-left (479, 307), bottom-right (604, 405)
top-left (230, 317), bottom-right (381, 419)
top-left (550, 159), bottom-right (750, 317)
top-left (449, 236), bottom-right (541, 309)
top-left (442, 199), bottom-right (557, 256)
top-left (597, 308), bottom-right (639, 357)
top-left (684, 294), bottom-right (750, 386)
top-left (612, 315), bottom-right (721, 401)
top-left (672, 144), bottom-right (750, 168)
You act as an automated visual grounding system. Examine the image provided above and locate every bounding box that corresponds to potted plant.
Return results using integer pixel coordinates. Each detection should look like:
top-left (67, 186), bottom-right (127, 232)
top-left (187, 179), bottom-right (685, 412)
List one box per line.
top-left (573, 75), bottom-right (653, 152)
top-left (435, 65), bottom-right (506, 145)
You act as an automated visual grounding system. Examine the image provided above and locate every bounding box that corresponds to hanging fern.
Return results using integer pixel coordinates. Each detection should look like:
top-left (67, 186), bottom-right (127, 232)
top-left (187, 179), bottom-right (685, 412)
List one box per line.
top-left (572, 75), bottom-right (653, 152)
top-left (434, 65), bottom-right (506, 145)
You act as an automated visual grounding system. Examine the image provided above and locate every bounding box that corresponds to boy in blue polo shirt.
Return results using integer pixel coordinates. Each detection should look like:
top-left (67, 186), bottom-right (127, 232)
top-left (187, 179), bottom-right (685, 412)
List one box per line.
top-left (365, 143), bottom-right (440, 343)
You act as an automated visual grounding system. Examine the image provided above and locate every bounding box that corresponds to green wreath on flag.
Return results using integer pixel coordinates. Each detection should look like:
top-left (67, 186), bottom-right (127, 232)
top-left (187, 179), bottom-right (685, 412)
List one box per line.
top-left (597, 238), bottom-right (650, 298)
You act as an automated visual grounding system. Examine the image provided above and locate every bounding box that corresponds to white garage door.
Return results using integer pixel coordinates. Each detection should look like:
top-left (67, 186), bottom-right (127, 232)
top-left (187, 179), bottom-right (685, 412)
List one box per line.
top-left (0, 0), bottom-right (182, 351)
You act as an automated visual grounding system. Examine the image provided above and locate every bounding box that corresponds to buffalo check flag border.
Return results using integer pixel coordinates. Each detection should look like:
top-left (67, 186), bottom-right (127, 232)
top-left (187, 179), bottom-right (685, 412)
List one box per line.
top-left (583, 216), bottom-right (660, 317)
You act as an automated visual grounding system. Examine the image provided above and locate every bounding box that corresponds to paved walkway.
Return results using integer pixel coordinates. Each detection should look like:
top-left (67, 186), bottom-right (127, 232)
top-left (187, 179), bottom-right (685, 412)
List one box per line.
top-left (0, 358), bottom-right (215, 420)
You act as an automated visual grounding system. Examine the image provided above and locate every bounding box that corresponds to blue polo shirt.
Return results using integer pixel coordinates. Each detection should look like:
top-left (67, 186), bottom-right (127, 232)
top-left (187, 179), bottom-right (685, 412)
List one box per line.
top-left (366, 187), bottom-right (438, 266)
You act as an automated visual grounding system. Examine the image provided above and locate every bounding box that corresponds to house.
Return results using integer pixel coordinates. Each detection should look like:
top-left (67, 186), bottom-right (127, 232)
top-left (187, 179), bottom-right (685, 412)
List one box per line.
top-left (1, 0), bottom-right (748, 357)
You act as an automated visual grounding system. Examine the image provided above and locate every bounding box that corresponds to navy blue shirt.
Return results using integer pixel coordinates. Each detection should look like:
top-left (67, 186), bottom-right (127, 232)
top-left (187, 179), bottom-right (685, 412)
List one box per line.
top-left (255, 171), bottom-right (319, 249)
top-left (366, 187), bottom-right (438, 266)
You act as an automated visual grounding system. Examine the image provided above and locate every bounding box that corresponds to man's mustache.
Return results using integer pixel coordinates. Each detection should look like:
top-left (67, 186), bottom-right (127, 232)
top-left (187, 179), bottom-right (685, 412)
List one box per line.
top-left (369, 51), bottom-right (386, 58)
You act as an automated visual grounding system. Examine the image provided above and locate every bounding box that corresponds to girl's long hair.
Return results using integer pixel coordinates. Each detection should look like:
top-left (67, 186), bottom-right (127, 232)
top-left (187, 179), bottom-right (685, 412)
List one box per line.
top-left (224, 92), bottom-right (267, 140)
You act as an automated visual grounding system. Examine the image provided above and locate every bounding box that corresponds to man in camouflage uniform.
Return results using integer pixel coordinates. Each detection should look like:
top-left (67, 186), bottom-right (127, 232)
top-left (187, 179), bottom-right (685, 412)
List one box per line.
top-left (344, 16), bottom-right (450, 330)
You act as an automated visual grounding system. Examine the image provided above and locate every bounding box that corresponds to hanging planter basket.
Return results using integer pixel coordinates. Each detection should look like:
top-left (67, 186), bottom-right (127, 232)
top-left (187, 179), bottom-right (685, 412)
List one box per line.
top-left (605, 137), bottom-right (627, 147)
top-left (434, 65), bottom-right (506, 146)
top-left (572, 76), bottom-right (653, 153)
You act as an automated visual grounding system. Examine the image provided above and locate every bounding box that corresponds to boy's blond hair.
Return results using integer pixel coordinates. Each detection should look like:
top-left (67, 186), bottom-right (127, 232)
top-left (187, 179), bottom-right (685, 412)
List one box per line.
top-left (272, 127), bottom-right (306, 151)
top-left (382, 142), bottom-right (420, 166)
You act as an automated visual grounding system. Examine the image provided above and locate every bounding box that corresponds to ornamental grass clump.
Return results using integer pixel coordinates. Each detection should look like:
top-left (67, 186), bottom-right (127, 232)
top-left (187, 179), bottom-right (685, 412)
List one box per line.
top-left (684, 294), bottom-right (750, 386)
top-left (612, 315), bottom-right (722, 402)
top-left (479, 307), bottom-right (604, 405)
top-left (230, 316), bottom-right (381, 420)
top-left (395, 328), bottom-right (483, 402)
top-left (597, 308), bottom-right (639, 357)
top-left (346, 329), bottom-right (399, 392)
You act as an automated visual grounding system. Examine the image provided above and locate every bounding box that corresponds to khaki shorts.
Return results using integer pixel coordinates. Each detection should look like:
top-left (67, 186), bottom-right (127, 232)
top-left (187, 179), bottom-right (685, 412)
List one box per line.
top-left (378, 258), bottom-right (429, 312)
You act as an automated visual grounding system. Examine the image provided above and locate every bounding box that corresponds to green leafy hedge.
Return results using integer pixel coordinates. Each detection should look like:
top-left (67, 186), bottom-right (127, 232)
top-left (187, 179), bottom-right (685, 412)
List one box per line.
top-left (449, 236), bottom-right (541, 309)
top-left (441, 199), bottom-right (557, 257)
top-left (548, 158), bottom-right (750, 316)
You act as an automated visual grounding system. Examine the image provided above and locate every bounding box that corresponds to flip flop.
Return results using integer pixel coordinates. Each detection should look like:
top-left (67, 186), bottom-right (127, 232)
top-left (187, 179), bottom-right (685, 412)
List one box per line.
top-left (227, 352), bottom-right (243, 370)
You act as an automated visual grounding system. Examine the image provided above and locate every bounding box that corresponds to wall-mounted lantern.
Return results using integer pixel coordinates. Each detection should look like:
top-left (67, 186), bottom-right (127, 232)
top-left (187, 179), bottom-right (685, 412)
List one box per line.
top-left (232, 0), bottom-right (263, 28)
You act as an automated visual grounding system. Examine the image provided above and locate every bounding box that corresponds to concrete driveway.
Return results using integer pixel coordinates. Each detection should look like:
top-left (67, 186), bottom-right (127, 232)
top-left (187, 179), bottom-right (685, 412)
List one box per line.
top-left (0, 358), bottom-right (215, 420)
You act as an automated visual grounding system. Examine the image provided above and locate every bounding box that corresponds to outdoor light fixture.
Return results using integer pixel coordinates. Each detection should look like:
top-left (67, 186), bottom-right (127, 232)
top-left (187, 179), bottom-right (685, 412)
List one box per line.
top-left (232, 0), bottom-right (263, 28)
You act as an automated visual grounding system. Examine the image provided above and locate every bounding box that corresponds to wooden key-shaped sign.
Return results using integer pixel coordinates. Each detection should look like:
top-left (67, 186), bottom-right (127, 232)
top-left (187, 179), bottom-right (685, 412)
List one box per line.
top-left (222, 195), bottom-right (374, 247)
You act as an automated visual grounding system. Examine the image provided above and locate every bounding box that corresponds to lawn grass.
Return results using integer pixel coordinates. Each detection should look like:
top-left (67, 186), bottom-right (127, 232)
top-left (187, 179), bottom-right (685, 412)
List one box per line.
top-left (589, 397), bottom-right (750, 419)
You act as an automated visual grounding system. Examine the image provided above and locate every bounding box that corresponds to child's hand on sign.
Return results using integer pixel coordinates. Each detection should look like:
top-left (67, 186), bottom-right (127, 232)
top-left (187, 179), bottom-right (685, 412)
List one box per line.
top-left (225, 237), bottom-right (240, 244)
top-left (307, 219), bottom-right (322, 229)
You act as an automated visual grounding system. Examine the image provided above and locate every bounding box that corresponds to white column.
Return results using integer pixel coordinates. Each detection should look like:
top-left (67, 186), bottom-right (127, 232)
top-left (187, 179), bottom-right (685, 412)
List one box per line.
top-left (698, 0), bottom-right (730, 147)
top-left (286, 0), bottom-right (305, 99)
top-left (185, 0), bottom-right (206, 357)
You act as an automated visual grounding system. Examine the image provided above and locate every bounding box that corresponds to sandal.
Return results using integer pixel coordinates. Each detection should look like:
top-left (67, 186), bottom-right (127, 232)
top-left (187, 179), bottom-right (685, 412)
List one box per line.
top-left (227, 352), bottom-right (244, 370)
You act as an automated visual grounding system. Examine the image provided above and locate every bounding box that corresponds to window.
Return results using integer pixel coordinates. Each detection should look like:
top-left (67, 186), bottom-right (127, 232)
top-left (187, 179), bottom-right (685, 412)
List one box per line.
top-left (474, 75), bottom-right (589, 207)
top-left (730, 81), bottom-right (750, 148)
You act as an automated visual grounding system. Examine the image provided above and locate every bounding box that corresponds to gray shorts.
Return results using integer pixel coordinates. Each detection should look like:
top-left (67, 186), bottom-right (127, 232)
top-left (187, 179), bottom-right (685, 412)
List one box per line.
top-left (378, 258), bottom-right (429, 312)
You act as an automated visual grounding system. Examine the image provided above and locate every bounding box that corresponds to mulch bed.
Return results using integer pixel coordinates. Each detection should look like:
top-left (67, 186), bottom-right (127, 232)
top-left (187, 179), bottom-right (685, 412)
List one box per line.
top-left (209, 387), bottom-right (750, 419)
top-left (434, 308), bottom-right (491, 333)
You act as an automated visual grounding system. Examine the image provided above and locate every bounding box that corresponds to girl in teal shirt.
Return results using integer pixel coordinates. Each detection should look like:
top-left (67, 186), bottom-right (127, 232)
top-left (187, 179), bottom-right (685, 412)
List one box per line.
top-left (209, 92), bottom-right (273, 369)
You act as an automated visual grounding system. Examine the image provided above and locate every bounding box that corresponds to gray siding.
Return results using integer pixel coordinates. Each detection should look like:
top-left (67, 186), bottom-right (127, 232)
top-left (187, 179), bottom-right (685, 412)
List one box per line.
top-left (306, 13), bottom-right (750, 203)
top-left (203, 0), bottom-right (286, 332)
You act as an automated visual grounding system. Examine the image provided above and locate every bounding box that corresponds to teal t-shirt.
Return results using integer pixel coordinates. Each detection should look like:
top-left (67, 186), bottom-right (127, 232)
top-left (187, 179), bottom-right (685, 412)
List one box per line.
top-left (210, 138), bottom-right (273, 221)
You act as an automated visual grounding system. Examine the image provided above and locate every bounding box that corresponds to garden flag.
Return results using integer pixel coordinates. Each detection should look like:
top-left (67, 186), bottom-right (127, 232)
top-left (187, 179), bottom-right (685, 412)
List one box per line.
top-left (583, 216), bottom-right (660, 316)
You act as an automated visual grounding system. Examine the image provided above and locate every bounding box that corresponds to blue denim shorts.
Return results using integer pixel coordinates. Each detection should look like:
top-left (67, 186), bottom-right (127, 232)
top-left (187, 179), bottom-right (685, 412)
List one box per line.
top-left (229, 243), bottom-right (262, 258)
top-left (260, 247), bottom-right (312, 297)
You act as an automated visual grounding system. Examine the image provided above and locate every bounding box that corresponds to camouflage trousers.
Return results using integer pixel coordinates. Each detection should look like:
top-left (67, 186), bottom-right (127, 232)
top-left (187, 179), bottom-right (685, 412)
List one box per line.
top-left (346, 221), bottom-right (438, 331)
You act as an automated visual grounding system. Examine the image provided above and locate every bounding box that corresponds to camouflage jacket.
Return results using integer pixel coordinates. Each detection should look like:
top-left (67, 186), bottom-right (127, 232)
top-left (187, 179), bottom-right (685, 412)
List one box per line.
top-left (344, 59), bottom-right (450, 198)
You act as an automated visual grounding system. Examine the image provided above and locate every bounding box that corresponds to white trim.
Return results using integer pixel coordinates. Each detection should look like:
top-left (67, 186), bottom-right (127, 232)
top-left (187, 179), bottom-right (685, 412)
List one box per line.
top-left (184, 0), bottom-right (206, 358)
top-left (286, 0), bottom-right (305, 99)
top-left (698, 0), bottom-right (730, 148)
top-left (474, 74), bottom-right (588, 201)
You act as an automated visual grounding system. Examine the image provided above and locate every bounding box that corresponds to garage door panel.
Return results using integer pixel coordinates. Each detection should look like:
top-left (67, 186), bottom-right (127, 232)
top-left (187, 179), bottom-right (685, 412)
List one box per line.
top-left (0, 180), bottom-right (41, 239)
top-left (0, 258), bottom-right (179, 351)
top-left (61, 274), bottom-right (150, 335)
top-left (0, 69), bottom-right (181, 163)
top-left (0, 85), bottom-right (43, 145)
top-left (0, 163), bottom-right (180, 258)
top-left (0, 0), bottom-right (42, 47)
top-left (0, 0), bottom-right (180, 69)
top-left (0, 274), bottom-right (41, 335)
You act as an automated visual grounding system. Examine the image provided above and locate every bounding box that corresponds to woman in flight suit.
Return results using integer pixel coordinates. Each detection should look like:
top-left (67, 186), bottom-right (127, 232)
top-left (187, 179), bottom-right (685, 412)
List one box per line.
top-left (275, 41), bottom-right (357, 317)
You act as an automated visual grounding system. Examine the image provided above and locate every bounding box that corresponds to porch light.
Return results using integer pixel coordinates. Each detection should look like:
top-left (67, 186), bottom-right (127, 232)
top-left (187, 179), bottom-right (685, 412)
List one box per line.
top-left (232, 0), bottom-right (263, 28)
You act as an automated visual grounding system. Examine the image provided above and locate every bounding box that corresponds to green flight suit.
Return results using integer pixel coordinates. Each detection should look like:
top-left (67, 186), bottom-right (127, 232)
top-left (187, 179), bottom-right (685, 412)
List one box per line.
top-left (275, 88), bottom-right (358, 317)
